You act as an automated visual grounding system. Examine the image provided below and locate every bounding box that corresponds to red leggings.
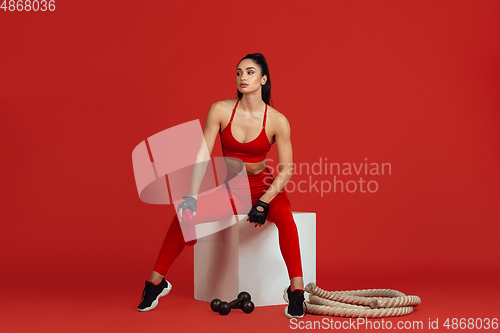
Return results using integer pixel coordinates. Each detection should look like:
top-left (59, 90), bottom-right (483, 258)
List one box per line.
top-left (153, 167), bottom-right (303, 279)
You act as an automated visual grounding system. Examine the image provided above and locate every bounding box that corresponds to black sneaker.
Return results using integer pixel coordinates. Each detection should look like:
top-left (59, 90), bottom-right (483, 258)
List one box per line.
top-left (137, 278), bottom-right (172, 312)
top-left (283, 286), bottom-right (307, 318)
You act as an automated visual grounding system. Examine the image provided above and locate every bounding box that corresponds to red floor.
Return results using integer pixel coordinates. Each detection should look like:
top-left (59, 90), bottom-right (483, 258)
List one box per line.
top-left (2, 255), bottom-right (498, 333)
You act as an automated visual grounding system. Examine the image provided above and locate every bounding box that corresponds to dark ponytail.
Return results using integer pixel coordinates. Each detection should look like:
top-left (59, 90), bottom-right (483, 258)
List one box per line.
top-left (236, 53), bottom-right (273, 107)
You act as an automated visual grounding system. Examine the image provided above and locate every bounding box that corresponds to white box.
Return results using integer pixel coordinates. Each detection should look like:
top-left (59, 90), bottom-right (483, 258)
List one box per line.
top-left (194, 212), bottom-right (316, 306)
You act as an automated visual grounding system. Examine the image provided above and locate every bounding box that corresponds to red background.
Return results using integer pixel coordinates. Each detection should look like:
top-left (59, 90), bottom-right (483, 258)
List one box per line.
top-left (1, 0), bottom-right (499, 332)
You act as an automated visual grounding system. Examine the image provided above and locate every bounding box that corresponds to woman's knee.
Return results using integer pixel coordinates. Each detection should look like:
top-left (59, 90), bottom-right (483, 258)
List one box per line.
top-left (268, 199), bottom-right (293, 223)
top-left (270, 204), bottom-right (290, 217)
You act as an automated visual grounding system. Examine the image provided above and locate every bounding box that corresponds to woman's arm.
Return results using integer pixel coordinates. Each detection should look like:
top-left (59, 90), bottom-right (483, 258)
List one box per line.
top-left (187, 101), bottom-right (222, 199)
top-left (259, 113), bottom-right (293, 203)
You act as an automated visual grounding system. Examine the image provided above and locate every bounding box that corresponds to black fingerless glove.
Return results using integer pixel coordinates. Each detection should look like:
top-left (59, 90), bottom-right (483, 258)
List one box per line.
top-left (177, 196), bottom-right (197, 213)
top-left (248, 200), bottom-right (269, 224)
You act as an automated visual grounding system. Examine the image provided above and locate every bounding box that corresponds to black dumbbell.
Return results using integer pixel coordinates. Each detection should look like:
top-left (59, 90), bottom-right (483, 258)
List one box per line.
top-left (219, 292), bottom-right (251, 315)
top-left (211, 292), bottom-right (254, 315)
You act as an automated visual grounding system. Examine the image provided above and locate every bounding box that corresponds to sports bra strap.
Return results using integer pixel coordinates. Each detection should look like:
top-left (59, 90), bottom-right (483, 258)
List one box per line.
top-left (229, 99), bottom-right (240, 123)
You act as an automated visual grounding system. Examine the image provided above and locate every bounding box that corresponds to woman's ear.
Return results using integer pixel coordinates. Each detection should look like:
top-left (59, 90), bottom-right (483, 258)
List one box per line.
top-left (261, 75), bottom-right (267, 85)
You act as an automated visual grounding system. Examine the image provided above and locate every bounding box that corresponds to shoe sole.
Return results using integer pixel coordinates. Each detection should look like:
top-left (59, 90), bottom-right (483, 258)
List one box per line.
top-left (137, 281), bottom-right (173, 312)
top-left (283, 287), bottom-right (305, 319)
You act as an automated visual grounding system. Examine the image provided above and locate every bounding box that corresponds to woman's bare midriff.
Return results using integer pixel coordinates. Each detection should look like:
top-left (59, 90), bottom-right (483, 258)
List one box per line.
top-left (225, 157), bottom-right (267, 176)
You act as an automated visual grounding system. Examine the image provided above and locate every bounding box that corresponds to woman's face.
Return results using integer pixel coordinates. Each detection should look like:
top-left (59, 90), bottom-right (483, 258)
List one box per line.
top-left (236, 59), bottom-right (267, 95)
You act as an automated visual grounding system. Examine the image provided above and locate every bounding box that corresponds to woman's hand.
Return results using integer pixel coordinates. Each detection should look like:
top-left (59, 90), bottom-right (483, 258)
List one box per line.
top-left (247, 199), bottom-right (270, 227)
top-left (177, 196), bottom-right (197, 221)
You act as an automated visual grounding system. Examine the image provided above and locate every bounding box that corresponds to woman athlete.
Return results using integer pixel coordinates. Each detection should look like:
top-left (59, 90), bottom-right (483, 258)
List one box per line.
top-left (137, 53), bottom-right (306, 318)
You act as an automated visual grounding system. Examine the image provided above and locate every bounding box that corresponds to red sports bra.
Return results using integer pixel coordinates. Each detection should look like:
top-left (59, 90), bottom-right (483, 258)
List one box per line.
top-left (220, 99), bottom-right (272, 163)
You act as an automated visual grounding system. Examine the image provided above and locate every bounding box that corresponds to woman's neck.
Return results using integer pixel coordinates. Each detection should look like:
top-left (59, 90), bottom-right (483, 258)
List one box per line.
top-left (239, 93), bottom-right (265, 114)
